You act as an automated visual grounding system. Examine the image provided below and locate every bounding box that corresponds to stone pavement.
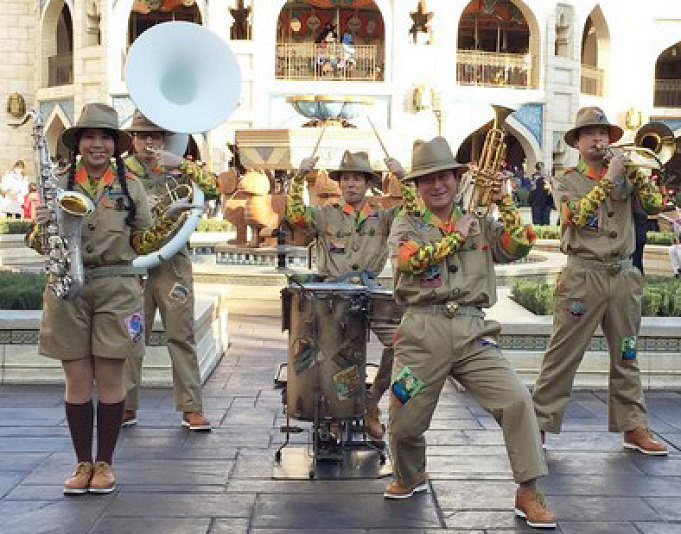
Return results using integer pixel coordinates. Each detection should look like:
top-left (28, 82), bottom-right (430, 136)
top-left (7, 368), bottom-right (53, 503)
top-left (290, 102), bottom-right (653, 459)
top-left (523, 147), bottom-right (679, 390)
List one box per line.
top-left (1, 312), bottom-right (681, 534)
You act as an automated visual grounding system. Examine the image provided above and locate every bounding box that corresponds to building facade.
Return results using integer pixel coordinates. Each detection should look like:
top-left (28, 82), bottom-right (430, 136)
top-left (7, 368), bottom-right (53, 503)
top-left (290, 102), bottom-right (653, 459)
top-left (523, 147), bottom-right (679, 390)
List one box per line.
top-left (2, 0), bottom-right (681, 178)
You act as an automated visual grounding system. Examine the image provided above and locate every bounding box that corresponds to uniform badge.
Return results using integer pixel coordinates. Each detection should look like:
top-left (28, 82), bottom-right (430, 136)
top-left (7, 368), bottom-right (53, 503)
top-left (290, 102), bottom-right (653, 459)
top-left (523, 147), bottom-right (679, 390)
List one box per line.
top-left (621, 336), bottom-right (637, 365)
top-left (124, 311), bottom-right (144, 343)
top-left (169, 282), bottom-right (189, 304)
top-left (419, 265), bottom-right (442, 288)
top-left (391, 366), bottom-right (424, 405)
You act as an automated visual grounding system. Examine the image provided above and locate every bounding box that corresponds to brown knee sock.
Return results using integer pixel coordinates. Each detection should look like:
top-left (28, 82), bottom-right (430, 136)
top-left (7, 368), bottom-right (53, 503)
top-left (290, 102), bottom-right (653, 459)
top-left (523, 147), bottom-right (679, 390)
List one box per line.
top-left (96, 400), bottom-right (124, 465)
top-left (64, 400), bottom-right (94, 463)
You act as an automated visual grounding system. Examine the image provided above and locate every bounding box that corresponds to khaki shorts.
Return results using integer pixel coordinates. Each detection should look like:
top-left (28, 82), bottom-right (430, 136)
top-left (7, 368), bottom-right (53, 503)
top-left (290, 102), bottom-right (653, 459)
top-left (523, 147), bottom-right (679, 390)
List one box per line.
top-left (39, 276), bottom-right (145, 361)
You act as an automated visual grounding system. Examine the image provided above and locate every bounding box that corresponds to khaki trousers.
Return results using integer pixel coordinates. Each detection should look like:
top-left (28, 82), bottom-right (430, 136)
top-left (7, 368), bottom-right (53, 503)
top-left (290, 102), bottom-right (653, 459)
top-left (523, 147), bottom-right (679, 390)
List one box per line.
top-left (533, 261), bottom-right (647, 433)
top-left (366, 321), bottom-right (396, 406)
top-left (389, 311), bottom-right (547, 488)
top-left (125, 254), bottom-right (203, 412)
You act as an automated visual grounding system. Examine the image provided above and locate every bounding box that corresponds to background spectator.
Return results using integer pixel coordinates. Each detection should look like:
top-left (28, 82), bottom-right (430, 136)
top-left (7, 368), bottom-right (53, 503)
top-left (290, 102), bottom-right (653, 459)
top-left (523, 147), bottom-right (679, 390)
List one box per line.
top-left (528, 162), bottom-right (553, 225)
top-left (1, 160), bottom-right (29, 218)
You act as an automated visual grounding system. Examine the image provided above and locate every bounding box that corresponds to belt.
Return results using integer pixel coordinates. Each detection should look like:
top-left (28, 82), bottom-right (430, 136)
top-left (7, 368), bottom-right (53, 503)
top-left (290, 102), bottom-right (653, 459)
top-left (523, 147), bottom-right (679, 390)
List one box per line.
top-left (407, 301), bottom-right (485, 319)
top-left (84, 265), bottom-right (147, 282)
top-left (567, 256), bottom-right (632, 276)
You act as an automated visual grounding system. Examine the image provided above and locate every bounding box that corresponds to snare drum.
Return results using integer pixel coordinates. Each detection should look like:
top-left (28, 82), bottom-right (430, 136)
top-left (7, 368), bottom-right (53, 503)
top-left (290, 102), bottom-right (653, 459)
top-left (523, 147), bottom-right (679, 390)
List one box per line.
top-left (368, 288), bottom-right (405, 325)
top-left (285, 282), bottom-right (369, 421)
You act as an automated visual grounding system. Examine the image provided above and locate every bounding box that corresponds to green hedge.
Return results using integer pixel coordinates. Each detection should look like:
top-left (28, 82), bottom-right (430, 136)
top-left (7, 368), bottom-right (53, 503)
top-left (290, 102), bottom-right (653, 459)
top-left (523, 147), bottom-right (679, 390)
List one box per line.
top-left (512, 276), bottom-right (681, 317)
top-left (0, 218), bottom-right (32, 235)
top-left (532, 225), bottom-right (675, 245)
top-left (0, 271), bottom-right (45, 310)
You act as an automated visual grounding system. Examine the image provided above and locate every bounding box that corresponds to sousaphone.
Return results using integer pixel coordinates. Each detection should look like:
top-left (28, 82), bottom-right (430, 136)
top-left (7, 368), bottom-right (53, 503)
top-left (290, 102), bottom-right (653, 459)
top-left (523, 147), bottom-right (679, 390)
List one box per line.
top-left (125, 21), bottom-right (242, 268)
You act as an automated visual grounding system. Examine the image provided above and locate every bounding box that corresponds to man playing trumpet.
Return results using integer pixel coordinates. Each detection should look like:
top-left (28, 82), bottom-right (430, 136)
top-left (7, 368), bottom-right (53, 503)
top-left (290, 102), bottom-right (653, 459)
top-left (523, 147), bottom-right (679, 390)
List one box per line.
top-left (532, 106), bottom-right (667, 455)
top-left (122, 111), bottom-right (219, 431)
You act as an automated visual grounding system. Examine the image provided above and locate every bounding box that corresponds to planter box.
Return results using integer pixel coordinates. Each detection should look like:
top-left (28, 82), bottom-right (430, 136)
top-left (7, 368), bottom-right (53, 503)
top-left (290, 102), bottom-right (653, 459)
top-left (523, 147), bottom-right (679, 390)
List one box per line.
top-left (0, 289), bottom-right (229, 386)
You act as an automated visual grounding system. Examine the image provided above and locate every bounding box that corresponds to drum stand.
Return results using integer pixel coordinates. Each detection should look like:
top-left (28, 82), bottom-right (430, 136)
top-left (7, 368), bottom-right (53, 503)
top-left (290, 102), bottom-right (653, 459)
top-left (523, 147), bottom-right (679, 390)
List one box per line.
top-left (273, 364), bottom-right (392, 480)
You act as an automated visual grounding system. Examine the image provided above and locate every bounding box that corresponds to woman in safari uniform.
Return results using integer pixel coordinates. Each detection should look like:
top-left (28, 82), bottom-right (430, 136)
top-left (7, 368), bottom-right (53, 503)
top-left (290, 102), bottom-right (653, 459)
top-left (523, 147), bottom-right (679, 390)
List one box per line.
top-left (28, 103), bottom-right (189, 495)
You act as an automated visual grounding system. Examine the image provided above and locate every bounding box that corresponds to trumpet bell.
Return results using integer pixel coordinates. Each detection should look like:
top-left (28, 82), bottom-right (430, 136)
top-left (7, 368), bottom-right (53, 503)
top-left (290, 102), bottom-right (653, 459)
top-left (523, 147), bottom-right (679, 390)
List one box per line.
top-left (125, 21), bottom-right (241, 134)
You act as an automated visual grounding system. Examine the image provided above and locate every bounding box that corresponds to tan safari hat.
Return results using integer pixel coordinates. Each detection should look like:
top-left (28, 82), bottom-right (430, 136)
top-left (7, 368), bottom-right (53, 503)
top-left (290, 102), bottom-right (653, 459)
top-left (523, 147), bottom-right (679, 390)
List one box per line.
top-left (125, 110), bottom-right (169, 134)
top-left (329, 150), bottom-right (381, 184)
top-left (61, 103), bottom-right (132, 154)
top-left (564, 106), bottom-right (623, 148)
top-left (403, 136), bottom-right (467, 182)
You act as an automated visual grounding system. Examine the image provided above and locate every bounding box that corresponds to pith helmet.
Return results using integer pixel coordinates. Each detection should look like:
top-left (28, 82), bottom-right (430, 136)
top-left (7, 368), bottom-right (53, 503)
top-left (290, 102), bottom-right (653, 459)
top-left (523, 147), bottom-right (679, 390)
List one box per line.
top-left (564, 106), bottom-right (623, 148)
top-left (329, 150), bottom-right (380, 184)
top-left (403, 136), bottom-right (467, 182)
top-left (126, 110), bottom-right (169, 134)
top-left (61, 103), bottom-right (132, 154)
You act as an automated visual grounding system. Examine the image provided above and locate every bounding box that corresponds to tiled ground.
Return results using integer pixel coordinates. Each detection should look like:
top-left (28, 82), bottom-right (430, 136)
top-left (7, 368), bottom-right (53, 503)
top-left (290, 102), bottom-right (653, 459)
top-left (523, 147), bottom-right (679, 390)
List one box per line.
top-left (1, 314), bottom-right (681, 533)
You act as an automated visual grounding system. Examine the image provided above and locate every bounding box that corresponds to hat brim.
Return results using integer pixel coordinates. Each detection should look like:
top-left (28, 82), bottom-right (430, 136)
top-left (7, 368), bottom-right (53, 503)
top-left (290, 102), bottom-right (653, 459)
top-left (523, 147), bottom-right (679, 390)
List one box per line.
top-left (61, 127), bottom-right (132, 154)
top-left (329, 169), bottom-right (381, 183)
top-left (126, 125), bottom-right (168, 134)
top-left (403, 162), bottom-right (468, 182)
top-left (564, 123), bottom-right (623, 148)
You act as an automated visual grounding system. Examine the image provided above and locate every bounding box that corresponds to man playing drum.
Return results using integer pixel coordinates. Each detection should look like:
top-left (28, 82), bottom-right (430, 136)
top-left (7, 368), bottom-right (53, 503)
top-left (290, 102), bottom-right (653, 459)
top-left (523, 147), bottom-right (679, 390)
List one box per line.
top-left (287, 150), bottom-right (408, 440)
top-left (386, 137), bottom-right (555, 529)
top-left (121, 111), bottom-right (219, 432)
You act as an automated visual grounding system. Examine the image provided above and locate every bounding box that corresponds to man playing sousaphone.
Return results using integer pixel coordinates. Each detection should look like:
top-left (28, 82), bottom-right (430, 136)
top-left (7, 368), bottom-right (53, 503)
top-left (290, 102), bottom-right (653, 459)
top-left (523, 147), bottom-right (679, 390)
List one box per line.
top-left (287, 150), bottom-right (409, 440)
top-left (121, 111), bottom-right (219, 431)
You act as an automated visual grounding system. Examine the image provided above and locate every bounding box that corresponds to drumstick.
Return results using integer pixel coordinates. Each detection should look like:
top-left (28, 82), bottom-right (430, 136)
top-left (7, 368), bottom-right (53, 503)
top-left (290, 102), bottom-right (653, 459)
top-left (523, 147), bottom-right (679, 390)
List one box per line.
top-left (367, 115), bottom-right (390, 159)
top-left (310, 125), bottom-right (327, 160)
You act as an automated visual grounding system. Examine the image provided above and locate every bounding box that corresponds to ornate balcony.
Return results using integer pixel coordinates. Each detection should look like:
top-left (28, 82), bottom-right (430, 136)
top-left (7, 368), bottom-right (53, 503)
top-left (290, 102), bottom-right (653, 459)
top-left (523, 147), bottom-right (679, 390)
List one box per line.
top-left (654, 79), bottom-right (681, 108)
top-left (580, 64), bottom-right (604, 96)
top-left (276, 42), bottom-right (383, 82)
top-left (456, 50), bottom-right (535, 89)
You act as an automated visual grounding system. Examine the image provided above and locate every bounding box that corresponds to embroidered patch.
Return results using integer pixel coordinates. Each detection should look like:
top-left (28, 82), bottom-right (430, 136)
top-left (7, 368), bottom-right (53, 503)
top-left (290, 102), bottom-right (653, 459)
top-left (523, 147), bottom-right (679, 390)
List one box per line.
top-left (567, 299), bottom-right (584, 320)
top-left (391, 366), bottom-right (424, 405)
top-left (333, 365), bottom-right (362, 400)
top-left (621, 336), bottom-right (637, 363)
top-left (169, 282), bottom-right (189, 304)
top-left (419, 265), bottom-right (442, 288)
top-left (585, 213), bottom-right (600, 231)
top-left (124, 311), bottom-right (144, 343)
top-left (293, 339), bottom-right (318, 375)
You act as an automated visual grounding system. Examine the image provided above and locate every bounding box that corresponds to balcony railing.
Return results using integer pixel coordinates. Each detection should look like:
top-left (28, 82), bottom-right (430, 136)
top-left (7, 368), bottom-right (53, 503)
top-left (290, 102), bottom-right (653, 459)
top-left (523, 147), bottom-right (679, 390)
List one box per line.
top-left (48, 53), bottom-right (73, 87)
top-left (580, 64), bottom-right (604, 96)
top-left (276, 42), bottom-right (382, 81)
top-left (456, 50), bottom-right (535, 88)
top-left (655, 79), bottom-right (681, 108)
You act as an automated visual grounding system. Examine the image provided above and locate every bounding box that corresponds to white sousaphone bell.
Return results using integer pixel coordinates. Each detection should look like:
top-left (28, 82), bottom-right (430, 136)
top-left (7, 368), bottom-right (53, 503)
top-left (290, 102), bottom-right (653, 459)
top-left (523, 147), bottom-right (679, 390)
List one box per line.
top-left (125, 21), bottom-right (242, 269)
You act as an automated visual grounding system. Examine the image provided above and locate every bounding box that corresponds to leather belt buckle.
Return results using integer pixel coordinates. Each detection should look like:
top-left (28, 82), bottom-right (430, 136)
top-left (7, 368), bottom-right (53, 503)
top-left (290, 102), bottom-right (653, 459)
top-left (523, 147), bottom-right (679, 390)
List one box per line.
top-left (607, 263), bottom-right (622, 276)
top-left (444, 300), bottom-right (459, 318)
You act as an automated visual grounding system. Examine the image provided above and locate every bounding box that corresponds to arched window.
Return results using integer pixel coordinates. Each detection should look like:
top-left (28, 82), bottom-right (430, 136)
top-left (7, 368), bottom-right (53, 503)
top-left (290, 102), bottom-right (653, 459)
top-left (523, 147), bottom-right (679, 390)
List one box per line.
top-left (44, 3), bottom-right (74, 87)
top-left (128, 3), bottom-right (201, 45)
top-left (654, 42), bottom-right (681, 108)
top-left (580, 6), bottom-right (609, 97)
top-left (276, 0), bottom-right (385, 82)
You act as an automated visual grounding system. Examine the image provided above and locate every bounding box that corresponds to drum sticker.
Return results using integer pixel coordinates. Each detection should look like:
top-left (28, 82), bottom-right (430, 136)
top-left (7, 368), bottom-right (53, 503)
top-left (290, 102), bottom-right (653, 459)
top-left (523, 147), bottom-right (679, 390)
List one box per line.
top-left (124, 310), bottom-right (144, 343)
top-left (621, 336), bottom-right (638, 366)
top-left (293, 339), bottom-right (318, 375)
top-left (329, 238), bottom-right (346, 253)
top-left (169, 282), bottom-right (189, 304)
top-left (332, 347), bottom-right (363, 368)
top-left (467, 218), bottom-right (481, 237)
top-left (391, 366), bottom-right (424, 405)
top-left (419, 265), bottom-right (442, 288)
top-left (333, 365), bottom-right (362, 400)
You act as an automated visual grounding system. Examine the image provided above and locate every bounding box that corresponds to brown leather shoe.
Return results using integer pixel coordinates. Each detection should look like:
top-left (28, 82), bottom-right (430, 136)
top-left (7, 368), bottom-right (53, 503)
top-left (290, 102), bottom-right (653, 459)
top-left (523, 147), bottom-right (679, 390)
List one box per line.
top-left (364, 405), bottom-right (385, 441)
top-left (514, 488), bottom-right (556, 529)
top-left (63, 462), bottom-right (93, 495)
top-left (182, 411), bottom-right (212, 432)
top-left (89, 461), bottom-right (116, 494)
top-left (121, 409), bottom-right (137, 428)
top-left (623, 428), bottom-right (668, 456)
top-left (383, 473), bottom-right (429, 499)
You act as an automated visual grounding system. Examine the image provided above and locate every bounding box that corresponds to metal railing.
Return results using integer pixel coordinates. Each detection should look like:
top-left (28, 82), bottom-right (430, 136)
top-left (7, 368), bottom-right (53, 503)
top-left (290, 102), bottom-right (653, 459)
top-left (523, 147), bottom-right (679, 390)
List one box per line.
top-left (654, 79), bottom-right (681, 108)
top-left (48, 53), bottom-right (73, 87)
top-left (580, 64), bottom-right (604, 96)
top-left (456, 50), bottom-right (535, 88)
top-left (275, 42), bottom-right (382, 81)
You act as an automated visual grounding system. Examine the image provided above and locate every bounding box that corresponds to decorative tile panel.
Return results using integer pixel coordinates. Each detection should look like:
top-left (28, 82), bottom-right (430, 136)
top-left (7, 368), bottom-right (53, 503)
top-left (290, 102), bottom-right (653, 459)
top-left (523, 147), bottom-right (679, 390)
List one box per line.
top-left (513, 103), bottom-right (543, 148)
top-left (39, 99), bottom-right (75, 125)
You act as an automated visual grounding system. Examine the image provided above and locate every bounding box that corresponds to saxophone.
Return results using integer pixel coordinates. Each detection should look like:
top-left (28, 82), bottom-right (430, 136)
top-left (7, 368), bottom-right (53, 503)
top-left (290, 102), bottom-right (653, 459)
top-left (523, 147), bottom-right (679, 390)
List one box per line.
top-left (15, 111), bottom-right (94, 300)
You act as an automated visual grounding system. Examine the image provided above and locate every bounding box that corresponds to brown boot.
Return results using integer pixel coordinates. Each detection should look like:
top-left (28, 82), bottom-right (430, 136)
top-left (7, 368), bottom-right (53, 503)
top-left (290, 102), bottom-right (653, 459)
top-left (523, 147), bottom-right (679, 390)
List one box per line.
top-left (63, 462), bottom-right (93, 495)
top-left (623, 428), bottom-right (668, 456)
top-left (364, 405), bottom-right (385, 441)
top-left (89, 461), bottom-right (116, 494)
top-left (182, 411), bottom-right (212, 432)
top-left (514, 488), bottom-right (556, 529)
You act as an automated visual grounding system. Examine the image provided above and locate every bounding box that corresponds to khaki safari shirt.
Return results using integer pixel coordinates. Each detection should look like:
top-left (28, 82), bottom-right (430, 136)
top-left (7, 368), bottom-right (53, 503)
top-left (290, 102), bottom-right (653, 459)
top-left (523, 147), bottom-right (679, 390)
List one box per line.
top-left (388, 197), bottom-right (534, 307)
top-left (555, 159), bottom-right (663, 261)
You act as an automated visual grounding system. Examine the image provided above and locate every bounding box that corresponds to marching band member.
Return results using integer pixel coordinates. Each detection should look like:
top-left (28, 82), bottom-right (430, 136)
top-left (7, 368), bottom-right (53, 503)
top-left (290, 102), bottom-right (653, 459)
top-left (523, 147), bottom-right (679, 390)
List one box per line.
top-left (121, 110), bottom-right (219, 432)
top-left (386, 137), bottom-right (554, 529)
top-left (287, 150), bottom-right (410, 440)
top-left (532, 107), bottom-right (667, 455)
top-left (27, 103), bottom-right (190, 494)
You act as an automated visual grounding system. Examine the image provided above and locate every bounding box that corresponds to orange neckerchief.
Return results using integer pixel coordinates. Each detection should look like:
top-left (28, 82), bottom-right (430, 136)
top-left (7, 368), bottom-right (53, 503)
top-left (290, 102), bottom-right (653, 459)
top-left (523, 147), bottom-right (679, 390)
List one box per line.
top-left (341, 200), bottom-right (374, 227)
top-left (74, 161), bottom-right (115, 197)
top-left (419, 204), bottom-right (461, 234)
top-left (576, 158), bottom-right (607, 181)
